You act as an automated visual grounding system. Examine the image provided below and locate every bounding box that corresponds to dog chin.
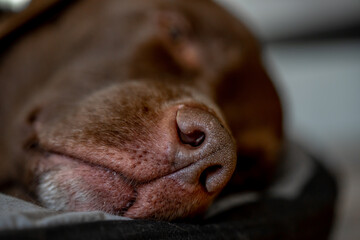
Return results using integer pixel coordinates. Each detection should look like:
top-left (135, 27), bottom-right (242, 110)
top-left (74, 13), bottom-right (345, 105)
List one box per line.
top-left (36, 153), bottom-right (136, 215)
top-left (34, 152), bottom-right (215, 220)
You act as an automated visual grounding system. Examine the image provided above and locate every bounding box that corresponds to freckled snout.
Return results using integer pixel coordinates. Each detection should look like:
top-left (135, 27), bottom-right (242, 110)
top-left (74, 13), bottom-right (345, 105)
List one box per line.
top-left (126, 105), bottom-right (237, 219)
top-left (174, 106), bottom-right (236, 193)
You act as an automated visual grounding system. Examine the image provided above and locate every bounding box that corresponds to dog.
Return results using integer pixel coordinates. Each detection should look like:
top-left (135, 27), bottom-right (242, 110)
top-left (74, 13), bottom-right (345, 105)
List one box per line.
top-left (0, 0), bottom-right (283, 220)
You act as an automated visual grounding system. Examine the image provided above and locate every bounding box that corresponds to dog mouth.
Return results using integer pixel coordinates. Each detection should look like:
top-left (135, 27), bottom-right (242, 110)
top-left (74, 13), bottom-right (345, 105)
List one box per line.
top-left (24, 136), bottom-right (214, 218)
top-left (25, 137), bottom-right (197, 185)
top-left (24, 139), bottom-right (138, 215)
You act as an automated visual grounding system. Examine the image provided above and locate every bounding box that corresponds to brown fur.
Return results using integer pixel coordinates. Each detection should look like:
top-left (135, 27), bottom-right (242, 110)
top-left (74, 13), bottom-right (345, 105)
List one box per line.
top-left (0, 0), bottom-right (282, 220)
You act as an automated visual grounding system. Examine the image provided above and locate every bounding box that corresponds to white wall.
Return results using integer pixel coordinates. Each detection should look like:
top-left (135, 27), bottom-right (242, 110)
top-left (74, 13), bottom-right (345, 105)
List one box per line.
top-left (215, 0), bottom-right (360, 41)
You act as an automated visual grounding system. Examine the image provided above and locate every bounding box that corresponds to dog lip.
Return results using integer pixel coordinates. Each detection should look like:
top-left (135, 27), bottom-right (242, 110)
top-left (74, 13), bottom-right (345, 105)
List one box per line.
top-left (27, 133), bottom-right (230, 186)
top-left (31, 143), bottom-right (135, 184)
top-left (26, 139), bottom-right (190, 185)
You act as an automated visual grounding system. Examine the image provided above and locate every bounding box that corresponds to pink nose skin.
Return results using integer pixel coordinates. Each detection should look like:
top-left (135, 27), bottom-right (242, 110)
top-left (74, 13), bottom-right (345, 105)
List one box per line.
top-left (174, 105), bottom-right (236, 194)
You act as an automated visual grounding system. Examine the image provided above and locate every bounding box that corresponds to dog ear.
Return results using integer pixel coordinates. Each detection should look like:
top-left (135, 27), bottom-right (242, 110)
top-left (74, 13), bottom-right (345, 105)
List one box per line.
top-left (216, 51), bottom-right (283, 190)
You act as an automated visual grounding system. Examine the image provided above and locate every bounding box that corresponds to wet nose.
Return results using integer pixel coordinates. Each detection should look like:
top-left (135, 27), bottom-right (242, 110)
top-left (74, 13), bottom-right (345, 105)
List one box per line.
top-left (175, 105), bottom-right (236, 193)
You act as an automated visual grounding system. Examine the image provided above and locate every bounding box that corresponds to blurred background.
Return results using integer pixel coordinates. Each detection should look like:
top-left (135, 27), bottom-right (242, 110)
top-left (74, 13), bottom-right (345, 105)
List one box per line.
top-left (1, 0), bottom-right (359, 239)
top-left (214, 0), bottom-right (360, 239)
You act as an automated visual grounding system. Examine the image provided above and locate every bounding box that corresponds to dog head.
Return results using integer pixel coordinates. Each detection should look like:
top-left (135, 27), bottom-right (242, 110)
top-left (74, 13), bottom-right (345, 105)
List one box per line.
top-left (0, 0), bottom-right (282, 220)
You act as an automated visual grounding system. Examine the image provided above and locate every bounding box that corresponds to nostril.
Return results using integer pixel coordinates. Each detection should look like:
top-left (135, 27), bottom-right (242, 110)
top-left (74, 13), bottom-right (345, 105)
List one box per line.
top-left (199, 165), bottom-right (222, 193)
top-left (177, 127), bottom-right (205, 147)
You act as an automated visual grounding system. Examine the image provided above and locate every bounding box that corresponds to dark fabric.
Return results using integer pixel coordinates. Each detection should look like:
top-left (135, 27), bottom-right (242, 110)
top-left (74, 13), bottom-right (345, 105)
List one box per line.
top-left (0, 158), bottom-right (338, 240)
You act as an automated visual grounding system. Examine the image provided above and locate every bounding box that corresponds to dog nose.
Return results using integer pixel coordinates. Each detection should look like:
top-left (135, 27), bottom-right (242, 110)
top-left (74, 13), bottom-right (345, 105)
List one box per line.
top-left (174, 105), bottom-right (236, 193)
